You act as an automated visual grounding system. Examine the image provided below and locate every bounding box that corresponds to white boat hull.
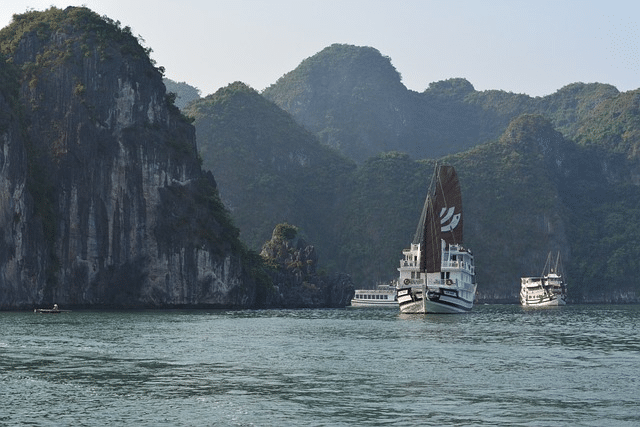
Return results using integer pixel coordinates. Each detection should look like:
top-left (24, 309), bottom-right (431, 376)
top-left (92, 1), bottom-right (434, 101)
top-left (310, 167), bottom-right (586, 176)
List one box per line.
top-left (350, 299), bottom-right (398, 308)
top-left (350, 285), bottom-right (398, 308)
top-left (400, 299), bottom-right (473, 314)
top-left (397, 285), bottom-right (475, 314)
top-left (521, 294), bottom-right (566, 307)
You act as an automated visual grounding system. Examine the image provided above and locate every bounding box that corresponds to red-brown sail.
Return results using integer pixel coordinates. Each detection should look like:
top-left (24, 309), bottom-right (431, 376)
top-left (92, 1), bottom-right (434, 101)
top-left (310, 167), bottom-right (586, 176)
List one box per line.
top-left (416, 165), bottom-right (463, 273)
top-left (434, 165), bottom-right (463, 246)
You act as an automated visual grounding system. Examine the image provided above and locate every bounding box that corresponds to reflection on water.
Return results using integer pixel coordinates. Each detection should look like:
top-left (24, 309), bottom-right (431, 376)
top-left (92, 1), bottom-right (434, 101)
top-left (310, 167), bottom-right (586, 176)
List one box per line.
top-left (1, 305), bottom-right (639, 426)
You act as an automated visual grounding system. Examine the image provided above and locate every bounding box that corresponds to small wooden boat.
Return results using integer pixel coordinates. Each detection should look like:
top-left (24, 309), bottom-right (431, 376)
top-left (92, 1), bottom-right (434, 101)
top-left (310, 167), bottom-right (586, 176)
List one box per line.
top-left (34, 304), bottom-right (71, 314)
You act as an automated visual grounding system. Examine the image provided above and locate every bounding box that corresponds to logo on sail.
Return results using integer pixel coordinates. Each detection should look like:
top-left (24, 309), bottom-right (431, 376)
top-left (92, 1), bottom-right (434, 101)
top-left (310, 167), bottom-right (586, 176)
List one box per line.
top-left (440, 207), bottom-right (460, 232)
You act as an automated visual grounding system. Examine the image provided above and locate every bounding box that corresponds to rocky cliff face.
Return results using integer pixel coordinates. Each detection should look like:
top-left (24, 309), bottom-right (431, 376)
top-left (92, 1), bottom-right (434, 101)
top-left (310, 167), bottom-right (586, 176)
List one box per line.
top-left (0, 7), bottom-right (255, 309)
top-left (0, 59), bottom-right (48, 307)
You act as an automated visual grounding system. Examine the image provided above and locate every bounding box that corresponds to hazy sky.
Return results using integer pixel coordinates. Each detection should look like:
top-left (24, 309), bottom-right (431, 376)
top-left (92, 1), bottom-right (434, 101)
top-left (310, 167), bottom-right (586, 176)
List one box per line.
top-left (1, 1), bottom-right (638, 97)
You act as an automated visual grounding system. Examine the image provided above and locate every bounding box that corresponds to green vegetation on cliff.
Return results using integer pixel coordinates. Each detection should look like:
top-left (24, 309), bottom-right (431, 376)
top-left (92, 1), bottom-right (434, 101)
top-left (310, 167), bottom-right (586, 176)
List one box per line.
top-left (572, 89), bottom-right (640, 157)
top-left (0, 7), bottom-right (154, 67)
top-left (257, 222), bottom-right (354, 308)
top-left (263, 44), bottom-right (411, 162)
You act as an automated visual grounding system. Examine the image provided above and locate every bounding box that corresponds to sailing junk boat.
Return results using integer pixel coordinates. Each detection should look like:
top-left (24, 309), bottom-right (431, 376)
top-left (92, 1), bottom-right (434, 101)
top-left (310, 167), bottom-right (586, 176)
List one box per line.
top-left (520, 252), bottom-right (567, 307)
top-left (397, 165), bottom-right (477, 314)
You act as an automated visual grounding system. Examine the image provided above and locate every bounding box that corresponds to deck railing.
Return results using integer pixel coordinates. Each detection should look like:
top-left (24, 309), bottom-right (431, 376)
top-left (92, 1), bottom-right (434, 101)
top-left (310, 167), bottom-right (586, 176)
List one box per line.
top-left (441, 260), bottom-right (475, 274)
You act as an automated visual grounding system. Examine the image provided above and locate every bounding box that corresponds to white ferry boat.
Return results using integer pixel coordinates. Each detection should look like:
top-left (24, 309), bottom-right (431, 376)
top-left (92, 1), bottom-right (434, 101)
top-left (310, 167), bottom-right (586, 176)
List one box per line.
top-left (520, 252), bottom-right (567, 307)
top-left (350, 284), bottom-right (398, 307)
top-left (396, 165), bottom-right (477, 314)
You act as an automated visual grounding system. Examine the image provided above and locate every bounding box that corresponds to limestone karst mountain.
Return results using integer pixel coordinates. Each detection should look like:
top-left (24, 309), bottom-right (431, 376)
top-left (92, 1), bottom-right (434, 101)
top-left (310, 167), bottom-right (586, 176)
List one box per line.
top-left (0, 7), bottom-right (254, 309)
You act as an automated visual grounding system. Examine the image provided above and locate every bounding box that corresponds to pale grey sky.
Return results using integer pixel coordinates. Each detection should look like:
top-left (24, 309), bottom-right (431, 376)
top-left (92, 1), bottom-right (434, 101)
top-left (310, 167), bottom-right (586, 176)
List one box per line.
top-left (1, 0), bottom-right (638, 97)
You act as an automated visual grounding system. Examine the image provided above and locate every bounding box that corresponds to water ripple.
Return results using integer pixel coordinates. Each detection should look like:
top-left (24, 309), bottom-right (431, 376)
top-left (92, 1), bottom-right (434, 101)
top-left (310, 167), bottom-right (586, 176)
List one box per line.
top-left (1, 305), bottom-right (639, 426)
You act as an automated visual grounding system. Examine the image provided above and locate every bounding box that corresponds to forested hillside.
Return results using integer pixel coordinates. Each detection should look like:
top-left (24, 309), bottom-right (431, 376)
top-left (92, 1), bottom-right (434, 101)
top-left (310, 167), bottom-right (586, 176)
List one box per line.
top-left (262, 44), bottom-right (415, 162)
top-left (451, 115), bottom-right (570, 300)
top-left (163, 78), bottom-right (201, 109)
top-left (263, 44), bottom-right (632, 166)
top-left (192, 44), bottom-right (640, 303)
top-left (184, 82), bottom-right (356, 271)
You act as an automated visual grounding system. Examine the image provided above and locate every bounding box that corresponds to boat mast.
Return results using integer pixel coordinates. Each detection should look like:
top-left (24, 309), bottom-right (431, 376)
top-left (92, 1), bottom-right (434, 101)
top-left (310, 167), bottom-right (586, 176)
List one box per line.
top-left (553, 252), bottom-right (562, 274)
top-left (541, 251), bottom-right (552, 276)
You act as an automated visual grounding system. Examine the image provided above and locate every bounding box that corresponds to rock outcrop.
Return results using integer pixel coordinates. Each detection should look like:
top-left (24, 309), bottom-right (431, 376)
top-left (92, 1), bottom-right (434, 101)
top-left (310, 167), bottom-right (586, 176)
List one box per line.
top-left (258, 223), bottom-right (354, 308)
top-left (0, 7), bottom-right (255, 309)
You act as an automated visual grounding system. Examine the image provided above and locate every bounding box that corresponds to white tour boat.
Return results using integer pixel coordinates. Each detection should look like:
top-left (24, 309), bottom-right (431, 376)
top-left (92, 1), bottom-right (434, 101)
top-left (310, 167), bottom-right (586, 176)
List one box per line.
top-left (350, 284), bottom-right (398, 308)
top-left (396, 165), bottom-right (477, 314)
top-left (520, 252), bottom-right (567, 307)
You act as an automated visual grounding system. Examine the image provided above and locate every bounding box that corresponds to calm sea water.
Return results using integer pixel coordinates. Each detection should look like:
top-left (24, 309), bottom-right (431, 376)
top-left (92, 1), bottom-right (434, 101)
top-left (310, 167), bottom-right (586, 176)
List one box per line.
top-left (1, 304), bottom-right (639, 426)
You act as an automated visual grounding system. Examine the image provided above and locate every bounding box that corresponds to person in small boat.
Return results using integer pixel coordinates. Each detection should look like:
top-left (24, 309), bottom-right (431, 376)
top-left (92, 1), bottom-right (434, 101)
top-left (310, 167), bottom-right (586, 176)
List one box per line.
top-left (53, 304), bottom-right (59, 311)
